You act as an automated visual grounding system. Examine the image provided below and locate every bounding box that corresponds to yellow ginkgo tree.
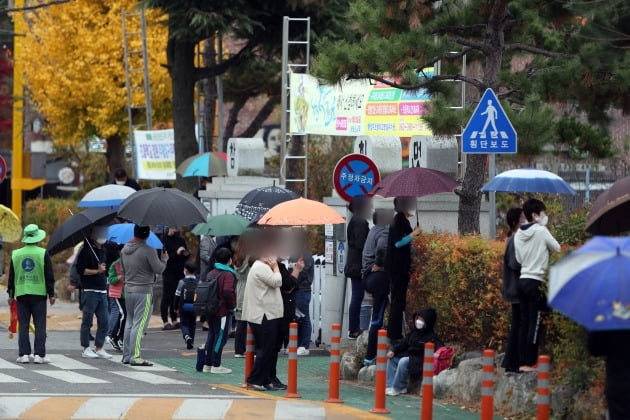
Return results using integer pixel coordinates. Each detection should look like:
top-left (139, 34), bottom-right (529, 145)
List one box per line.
top-left (22, 0), bottom-right (171, 175)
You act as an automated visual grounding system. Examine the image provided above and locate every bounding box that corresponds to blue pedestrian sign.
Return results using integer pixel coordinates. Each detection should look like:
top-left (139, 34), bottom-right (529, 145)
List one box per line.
top-left (462, 89), bottom-right (517, 154)
top-left (332, 154), bottom-right (381, 202)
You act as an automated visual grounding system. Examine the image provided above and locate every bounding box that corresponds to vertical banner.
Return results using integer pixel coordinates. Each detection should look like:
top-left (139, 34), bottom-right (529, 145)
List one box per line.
top-left (134, 129), bottom-right (176, 180)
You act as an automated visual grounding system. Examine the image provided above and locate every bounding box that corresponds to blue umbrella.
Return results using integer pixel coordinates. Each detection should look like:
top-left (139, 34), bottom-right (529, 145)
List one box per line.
top-left (549, 236), bottom-right (630, 331)
top-left (481, 168), bottom-right (576, 195)
top-left (177, 152), bottom-right (228, 178)
top-left (107, 223), bottom-right (163, 249)
top-left (78, 185), bottom-right (137, 208)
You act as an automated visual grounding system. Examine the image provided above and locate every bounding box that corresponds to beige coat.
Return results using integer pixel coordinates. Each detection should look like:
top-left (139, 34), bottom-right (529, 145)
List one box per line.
top-left (241, 260), bottom-right (283, 324)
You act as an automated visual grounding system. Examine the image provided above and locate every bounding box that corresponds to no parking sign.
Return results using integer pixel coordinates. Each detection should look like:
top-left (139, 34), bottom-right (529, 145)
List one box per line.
top-left (332, 154), bottom-right (380, 202)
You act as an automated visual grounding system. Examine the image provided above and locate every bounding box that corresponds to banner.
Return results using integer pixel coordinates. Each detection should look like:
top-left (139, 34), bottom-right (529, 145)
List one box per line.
top-left (133, 129), bottom-right (176, 180)
top-left (290, 73), bottom-right (433, 137)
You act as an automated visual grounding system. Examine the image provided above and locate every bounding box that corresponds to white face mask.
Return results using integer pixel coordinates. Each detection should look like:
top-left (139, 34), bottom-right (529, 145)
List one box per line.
top-left (536, 214), bottom-right (548, 227)
top-left (115, 180), bottom-right (125, 185)
top-left (95, 237), bottom-right (107, 245)
top-left (415, 319), bottom-right (425, 330)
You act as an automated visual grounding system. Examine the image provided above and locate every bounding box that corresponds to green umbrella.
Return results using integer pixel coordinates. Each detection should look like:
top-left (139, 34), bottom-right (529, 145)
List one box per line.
top-left (192, 214), bottom-right (251, 237)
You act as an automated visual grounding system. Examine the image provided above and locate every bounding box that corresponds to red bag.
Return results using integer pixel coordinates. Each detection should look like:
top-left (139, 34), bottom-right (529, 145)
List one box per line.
top-left (8, 300), bottom-right (18, 338)
top-left (434, 346), bottom-right (454, 375)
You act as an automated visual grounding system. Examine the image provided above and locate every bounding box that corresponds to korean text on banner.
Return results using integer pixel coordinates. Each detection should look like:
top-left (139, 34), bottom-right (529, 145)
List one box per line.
top-left (134, 129), bottom-right (176, 180)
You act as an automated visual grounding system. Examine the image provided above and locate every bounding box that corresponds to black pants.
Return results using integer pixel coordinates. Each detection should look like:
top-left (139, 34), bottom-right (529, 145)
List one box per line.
top-left (501, 303), bottom-right (521, 371)
top-left (247, 316), bottom-right (281, 386)
top-left (161, 277), bottom-right (179, 324)
top-left (518, 278), bottom-right (545, 367)
top-left (348, 276), bottom-right (365, 334)
top-left (234, 320), bottom-right (247, 355)
top-left (388, 272), bottom-right (409, 340)
top-left (110, 298), bottom-right (127, 343)
top-left (608, 394), bottom-right (630, 420)
top-left (17, 295), bottom-right (47, 357)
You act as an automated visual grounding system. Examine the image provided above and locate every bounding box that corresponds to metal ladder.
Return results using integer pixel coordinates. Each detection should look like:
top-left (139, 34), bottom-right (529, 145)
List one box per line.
top-left (280, 16), bottom-right (310, 197)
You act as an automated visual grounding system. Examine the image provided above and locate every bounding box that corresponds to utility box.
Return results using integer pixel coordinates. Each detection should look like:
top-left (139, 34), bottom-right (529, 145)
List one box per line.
top-left (353, 136), bottom-right (402, 176)
top-left (409, 135), bottom-right (458, 176)
top-left (227, 138), bottom-right (265, 177)
top-left (23, 152), bottom-right (47, 179)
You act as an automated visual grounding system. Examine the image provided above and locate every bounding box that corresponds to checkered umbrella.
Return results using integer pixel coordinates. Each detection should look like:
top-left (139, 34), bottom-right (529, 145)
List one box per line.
top-left (370, 167), bottom-right (460, 198)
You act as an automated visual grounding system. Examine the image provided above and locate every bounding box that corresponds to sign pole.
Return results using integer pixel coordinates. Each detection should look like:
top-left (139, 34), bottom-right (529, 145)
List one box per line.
top-left (488, 154), bottom-right (496, 239)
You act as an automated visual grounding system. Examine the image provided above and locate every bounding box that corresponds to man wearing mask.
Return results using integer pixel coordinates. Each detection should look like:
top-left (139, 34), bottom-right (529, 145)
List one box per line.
top-left (161, 227), bottom-right (190, 330)
top-left (514, 199), bottom-right (560, 372)
top-left (76, 226), bottom-right (112, 359)
top-left (112, 168), bottom-right (141, 191)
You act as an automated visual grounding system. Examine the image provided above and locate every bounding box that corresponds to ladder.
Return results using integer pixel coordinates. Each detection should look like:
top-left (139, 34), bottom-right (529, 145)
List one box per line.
top-left (122, 7), bottom-right (153, 174)
top-left (280, 16), bottom-right (310, 197)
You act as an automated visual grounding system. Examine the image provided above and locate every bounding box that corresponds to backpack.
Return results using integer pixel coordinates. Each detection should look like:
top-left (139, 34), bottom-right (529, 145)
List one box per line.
top-left (180, 277), bottom-right (198, 308)
top-left (434, 346), bottom-right (455, 375)
top-left (193, 270), bottom-right (220, 317)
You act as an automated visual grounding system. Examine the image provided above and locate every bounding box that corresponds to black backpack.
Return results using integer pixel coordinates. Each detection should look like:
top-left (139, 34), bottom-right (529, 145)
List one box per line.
top-left (180, 277), bottom-right (198, 309)
top-left (193, 270), bottom-right (220, 317)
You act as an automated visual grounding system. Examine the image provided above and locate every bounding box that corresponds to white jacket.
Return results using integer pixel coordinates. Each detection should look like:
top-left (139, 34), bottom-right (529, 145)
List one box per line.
top-left (514, 223), bottom-right (561, 282)
top-left (241, 260), bottom-right (283, 324)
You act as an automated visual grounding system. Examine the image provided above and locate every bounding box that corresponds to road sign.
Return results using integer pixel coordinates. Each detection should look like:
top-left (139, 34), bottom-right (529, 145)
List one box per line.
top-left (332, 154), bottom-right (380, 202)
top-left (0, 155), bottom-right (6, 183)
top-left (462, 89), bottom-right (517, 154)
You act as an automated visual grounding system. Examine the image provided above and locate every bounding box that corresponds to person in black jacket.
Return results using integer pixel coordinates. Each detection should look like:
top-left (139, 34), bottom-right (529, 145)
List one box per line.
top-left (588, 331), bottom-right (630, 420)
top-left (501, 207), bottom-right (525, 372)
top-left (344, 195), bottom-right (371, 339)
top-left (385, 197), bottom-right (421, 340)
top-left (386, 308), bottom-right (443, 396)
top-left (160, 228), bottom-right (190, 330)
top-left (112, 168), bottom-right (141, 191)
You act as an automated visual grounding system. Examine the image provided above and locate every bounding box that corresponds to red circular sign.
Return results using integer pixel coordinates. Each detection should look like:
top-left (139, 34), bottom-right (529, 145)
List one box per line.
top-left (0, 155), bottom-right (6, 183)
top-left (333, 154), bottom-right (380, 202)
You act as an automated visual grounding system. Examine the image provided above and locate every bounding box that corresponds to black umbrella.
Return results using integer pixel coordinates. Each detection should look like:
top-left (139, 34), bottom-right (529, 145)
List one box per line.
top-left (118, 187), bottom-right (209, 227)
top-left (47, 207), bottom-right (117, 256)
top-left (586, 175), bottom-right (630, 235)
top-left (235, 185), bottom-right (299, 222)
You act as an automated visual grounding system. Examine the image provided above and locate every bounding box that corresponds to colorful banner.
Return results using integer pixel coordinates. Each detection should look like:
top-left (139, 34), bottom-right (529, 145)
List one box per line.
top-left (290, 73), bottom-right (433, 137)
top-left (133, 129), bottom-right (176, 180)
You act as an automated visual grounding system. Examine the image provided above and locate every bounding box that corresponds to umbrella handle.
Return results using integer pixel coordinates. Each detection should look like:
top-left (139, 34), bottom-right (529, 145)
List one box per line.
top-left (67, 208), bottom-right (101, 264)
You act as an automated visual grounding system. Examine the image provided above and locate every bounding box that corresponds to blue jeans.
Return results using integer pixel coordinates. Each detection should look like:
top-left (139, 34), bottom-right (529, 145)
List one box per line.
top-left (348, 277), bottom-right (365, 333)
top-left (204, 314), bottom-right (231, 367)
top-left (295, 290), bottom-right (312, 349)
top-left (81, 291), bottom-right (109, 349)
top-left (386, 356), bottom-right (410, 390)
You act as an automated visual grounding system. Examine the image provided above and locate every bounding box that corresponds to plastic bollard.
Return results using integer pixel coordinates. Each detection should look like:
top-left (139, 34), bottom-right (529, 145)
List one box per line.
top-left (285, 322), bottom-right (301, 398)
top-left (481, 349), bottom-right (495, 420)
top-left (537, 355), bottom-right (551, 420)
top-left (325, 323), bottom-right (344, 403)
top-left (370, 329), bottom-right (390, 414)
top-left (242, 326), bottom-right (255, 388)
top-left (421, 342), bottom-right (435, 420)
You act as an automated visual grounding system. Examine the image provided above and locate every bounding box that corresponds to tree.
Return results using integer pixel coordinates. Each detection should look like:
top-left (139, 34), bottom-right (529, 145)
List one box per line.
top-left (22, 0), bottom-right (171, 175)
top-left (314, 0), bottom-right (623, 233)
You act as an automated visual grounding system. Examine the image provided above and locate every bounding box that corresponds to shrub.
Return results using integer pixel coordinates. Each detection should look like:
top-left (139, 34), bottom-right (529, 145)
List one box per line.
top-left (23, 198), bottom-right (79, 244)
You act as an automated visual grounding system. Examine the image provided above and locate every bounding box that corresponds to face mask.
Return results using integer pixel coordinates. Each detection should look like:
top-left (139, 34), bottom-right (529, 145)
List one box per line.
top-left (115, 180), bottom-right (125, 185)
top-left (536, 215), bottom-right (548, 227)
top-left (415, 319), bottom-right (425, 330)
top-left (96, 238), bottom-right (107, 245)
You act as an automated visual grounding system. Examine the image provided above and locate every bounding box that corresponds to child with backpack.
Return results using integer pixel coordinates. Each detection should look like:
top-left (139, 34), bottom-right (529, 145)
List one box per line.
top-left (106, 247), bottom-right (125, 352)
top-left (174, 261), bottom-right (199, 350)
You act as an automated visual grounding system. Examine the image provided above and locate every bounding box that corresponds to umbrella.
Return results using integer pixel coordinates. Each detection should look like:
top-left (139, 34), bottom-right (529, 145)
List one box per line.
top-left (481, 168), bottom-right (576, 195)
top-left (549, 236), bottom-right (630, 331)
top-left (176, 152), bottom-right (228, 177)
top-left (585, 175), bottom-right (630, 235)
top-left (118, 187), bottom-right (209, 227)
top-left (78, 184), bottom-right (137, 208)
top-left (370, 167), bottom-right (459, 198)
top-left (107, 223), bottom-right (163, 249)
top-left (235, 185), bottom-right (299, 222)
top-left (0, 204), bottom-right (22, 243)
top-left (258, 198), bottom-right (345, 226)
top-left (192, 214), bottom-right (251, 237)
top-left (47, 207), bottom-right (117, 255)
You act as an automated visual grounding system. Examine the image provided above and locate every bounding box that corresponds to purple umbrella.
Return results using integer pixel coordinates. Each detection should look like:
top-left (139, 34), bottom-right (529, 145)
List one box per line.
top-left (370, 167), bottom-right (459, 198)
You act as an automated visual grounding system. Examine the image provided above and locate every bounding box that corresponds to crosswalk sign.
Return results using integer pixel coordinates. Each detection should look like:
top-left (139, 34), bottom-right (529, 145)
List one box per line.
top-left (462, 89), bottom-right (517, 154)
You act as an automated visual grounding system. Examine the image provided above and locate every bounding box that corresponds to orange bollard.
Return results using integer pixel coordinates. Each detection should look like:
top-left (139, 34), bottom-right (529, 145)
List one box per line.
top-left (242, 326), bottom-right (255, 388)
top-left (537, 355), bottom-right (551, 420)
top-left (481, 349), bottom-right (495, 420)
top-left (285, 322), bottom-right (301, 398)
top-left (370, 329), bottom-right (390, 414)
top-left (421, 342), bottom-right (435, 420)
top-left (325, 323), bottom-right (344, 403)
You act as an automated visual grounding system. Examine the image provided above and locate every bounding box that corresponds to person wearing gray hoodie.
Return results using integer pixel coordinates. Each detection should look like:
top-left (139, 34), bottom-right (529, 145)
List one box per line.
top-left (121, 225), bottom-right (168, 366)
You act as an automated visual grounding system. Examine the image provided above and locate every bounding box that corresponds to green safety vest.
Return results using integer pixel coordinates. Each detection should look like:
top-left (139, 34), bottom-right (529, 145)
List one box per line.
top-left (12, 245), bottom-right (47, 297)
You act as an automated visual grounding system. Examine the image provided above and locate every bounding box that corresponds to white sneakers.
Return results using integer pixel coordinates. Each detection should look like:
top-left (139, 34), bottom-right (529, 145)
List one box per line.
top-left (83, 348), bottom-right (112, 359)
top-left (385, 387), bottom-right (407, 396)
top-left (203, 365), bottom-right (232, 374)
top-left (95, 349), bottom-right (112, 359)
top-left (297, 347), bottom-right (310, 356)
top-left (16, 355), bottom-right (31, 363)
top-left (33, 355), bottom-right (50, 364)
top-left (16, 355), bottom-right (49, 364)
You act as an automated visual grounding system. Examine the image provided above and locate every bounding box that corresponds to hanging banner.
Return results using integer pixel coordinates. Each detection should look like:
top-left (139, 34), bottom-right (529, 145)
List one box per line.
top-left (290, 72), bottom-right (433, 137)
top-left (133, 129), bottom-right (176, 180)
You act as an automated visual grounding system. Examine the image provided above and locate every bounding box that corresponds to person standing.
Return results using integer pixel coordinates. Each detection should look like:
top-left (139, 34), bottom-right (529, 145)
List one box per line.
top-left (344, 196), bottom-right (371, 339)
top-left (76, 227), bottom-right (112, 359)
top-left (121, 225), bottom-right (168, 366)
top-left (7, 224), bottom-right (56, 364)
top-left (514, 199), bottom-right (560, 371)
top-left (198, 235), bottom-right (217, 278)
top-left (501, 208), bottom-right (525, 372)
top-left (386, 198), bottom-right (421, 341)
top-left (174, 261), bottom-right (199, 350)
top-left (106, 246), bottom-right (126, 352)
top-left (233, 234), bottom-right (254, 357)
top-left (294, 247), bottom-right (314, 356)
top-left (161, 227), bottom-right (190, 330)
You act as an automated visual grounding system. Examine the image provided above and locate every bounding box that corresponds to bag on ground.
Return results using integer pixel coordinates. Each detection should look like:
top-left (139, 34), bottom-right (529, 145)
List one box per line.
top-left (434, 346), bottom-right (455, 375)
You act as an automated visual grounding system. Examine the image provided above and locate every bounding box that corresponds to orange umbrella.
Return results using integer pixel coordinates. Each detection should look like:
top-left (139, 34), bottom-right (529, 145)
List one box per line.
top-left (258, 198), bottom-right (345, 226)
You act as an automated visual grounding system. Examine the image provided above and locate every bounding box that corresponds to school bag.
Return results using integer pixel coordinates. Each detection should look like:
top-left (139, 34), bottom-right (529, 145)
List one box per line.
top-left (180, 277), bottom-right (198, 312)
top-left (434, 346), bottom-right (455, 375)
top-left (193, 270), bottom-right (220, 317)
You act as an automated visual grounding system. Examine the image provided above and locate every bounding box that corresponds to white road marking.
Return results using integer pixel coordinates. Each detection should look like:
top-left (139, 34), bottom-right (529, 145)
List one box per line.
top-left (110, 371), bottom-right (190, 385)
top-left (33, 370), bottom-right (109, 384)
top-left (275, 401), bottom-right (326, 419)
top-left (48, 354), bottom-right (98, 370)
top-left (0, 397), bottom-right (46, 418)
top-left (0, 372), bottom-right (27, 383)
top-left (0, 357), bottom-right (24, 369)
top-left (172, 399), bottom-right (233, 419)
top-left (107, 354), bottom-right (176, 371)
top-left (71, 397), bottom-right (138, 419)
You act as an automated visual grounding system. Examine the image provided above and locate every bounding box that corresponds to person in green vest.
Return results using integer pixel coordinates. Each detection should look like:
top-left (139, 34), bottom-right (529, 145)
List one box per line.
top-left (7, 224), bottom-right (56, 364)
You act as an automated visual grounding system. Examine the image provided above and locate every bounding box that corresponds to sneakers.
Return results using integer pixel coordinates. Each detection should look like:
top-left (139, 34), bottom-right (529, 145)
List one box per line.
top-left (105, 336), bottom-right (111, 345)
top-left (16, 355), bottom-right (30, 363)
top-left (82, 347), bottom-right (98, 359)
top-left (386, 387), bottom-right (407, 396)
top-left (297, 347), bottom-right (310, 356)
top-left (162, 323), bottom-right (175, 331)
top-left (234, 353), bottom-right (246, 358)
top-left (185, 335), bottom-right (193, 350)
top-left (202, 365), bottom-right (213, 373)
top-left (348, 331), bottom-right (361, 340)
top-left (95, 349), bottom-right (112, 359)
top-left (33, 355), bottom-right (51, 364)
top-left (210, 366), bottom-right (232, 374)
top-left (110, 340), bottom-right (122, 352)
top-left (363, 358), bottom-right (375, 366)
top-left (248, 384), bottom-right (267, 391)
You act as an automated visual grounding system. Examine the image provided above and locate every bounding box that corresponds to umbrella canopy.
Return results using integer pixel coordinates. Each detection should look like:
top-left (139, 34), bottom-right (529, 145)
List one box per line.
top-left (118, 187), bottom-right (209, 227)
top-left (0, 204), bottom-right (22, 243)
top-left (370, 167), bottom-right (459, 198)
top-left (549, 236), bottom-right (630, 331)
top-left (258, 198), bottom-right (344, 226)
top-left (192, 214), bottom-right (251, 237)
top-left (235, 185), bottom-right (299, 222)
top-left (107, 223), bottom-right (163, 249)
top-left (585, 175), bottom-right (630, 235)
top-left (481, 168), bottom-right (576, 195)
top-left (176, 152), bottom-right (228, 178)
top-left (47, 207), bottom-right (117, 255)
top-left (78, 184), bottom-right (137, 208)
